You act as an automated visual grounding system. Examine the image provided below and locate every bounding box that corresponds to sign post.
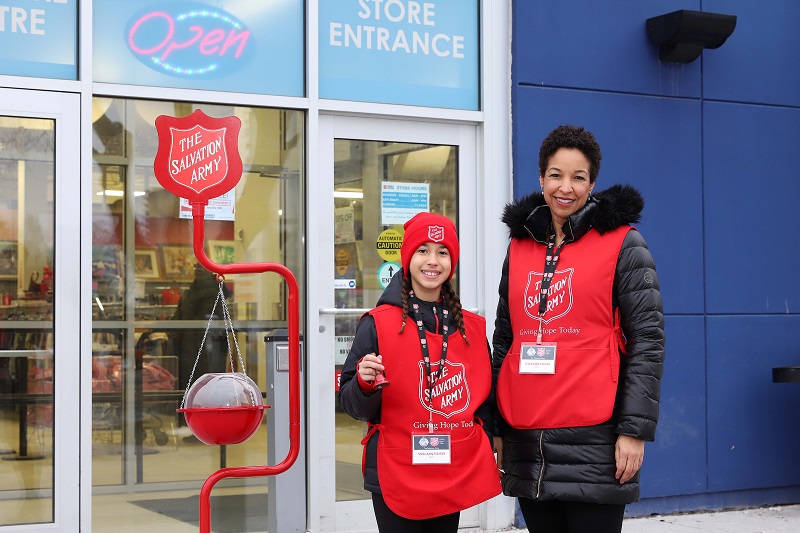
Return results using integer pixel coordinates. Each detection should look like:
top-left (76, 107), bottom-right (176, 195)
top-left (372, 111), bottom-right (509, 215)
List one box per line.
top-left (154, 109), bottom-right (302, 533)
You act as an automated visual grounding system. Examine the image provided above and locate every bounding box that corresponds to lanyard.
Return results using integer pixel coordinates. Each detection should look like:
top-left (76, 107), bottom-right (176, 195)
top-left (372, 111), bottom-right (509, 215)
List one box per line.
top-left (409, 292), bottom-right (450, 431)
top-left (537, 229), bottom-right (565, 343)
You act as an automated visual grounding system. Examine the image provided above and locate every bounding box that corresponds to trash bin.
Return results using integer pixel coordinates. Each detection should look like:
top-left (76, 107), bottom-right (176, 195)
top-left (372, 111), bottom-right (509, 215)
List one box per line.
top-left (264, 329), bottom-right (305, 532)
top-left (265, 329), bottom-right (304, 373)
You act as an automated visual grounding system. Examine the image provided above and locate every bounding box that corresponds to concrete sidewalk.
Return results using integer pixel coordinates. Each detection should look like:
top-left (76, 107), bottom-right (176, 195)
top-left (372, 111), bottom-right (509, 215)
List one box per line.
top-left (505, 504), bottom-right (800, 532)
top-left (622, 505), bottom-right (800, 532)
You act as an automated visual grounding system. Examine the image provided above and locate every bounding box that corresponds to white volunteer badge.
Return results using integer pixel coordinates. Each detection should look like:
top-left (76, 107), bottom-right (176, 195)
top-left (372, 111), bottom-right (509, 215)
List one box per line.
top-left (411, 433), bottom-right (451, 464)
top-left (519, 342), bottom-right (557, 374)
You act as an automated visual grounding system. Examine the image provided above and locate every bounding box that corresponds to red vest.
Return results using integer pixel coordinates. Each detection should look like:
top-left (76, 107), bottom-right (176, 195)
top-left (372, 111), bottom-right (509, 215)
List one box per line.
top-left (366, 304), bottom-right (501, 519)
top-left (497, 226), bottom-right (631, 429)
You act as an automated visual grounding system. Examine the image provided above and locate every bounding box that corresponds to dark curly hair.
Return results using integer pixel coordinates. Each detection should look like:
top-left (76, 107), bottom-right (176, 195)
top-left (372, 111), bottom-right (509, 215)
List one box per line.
top-left (538, 125), bottom-right (602, 183)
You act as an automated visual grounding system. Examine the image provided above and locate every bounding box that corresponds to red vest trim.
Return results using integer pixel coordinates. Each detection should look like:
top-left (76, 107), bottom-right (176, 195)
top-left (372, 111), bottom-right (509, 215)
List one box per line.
top-left (497, 226), bottom-right (631, 429)
top-left (368, 305), bottom-right (501, 519)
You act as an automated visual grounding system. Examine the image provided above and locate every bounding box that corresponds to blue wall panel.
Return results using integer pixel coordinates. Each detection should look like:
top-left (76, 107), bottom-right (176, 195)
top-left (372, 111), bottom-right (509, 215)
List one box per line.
top-left (511, 0), bottom-right (800, 514)
top-left (512, 87), bottom-right (703, 315)
top-left (707, 316), bottom-right (800, 491)
top-left (703, 102), bottom-right (800, 314)
top-left (512, 0), bottom-right (701, 97)
top-left (640, 316), bottom-right (706, 498)
top-left (703, 0), bottom-right (800, 107)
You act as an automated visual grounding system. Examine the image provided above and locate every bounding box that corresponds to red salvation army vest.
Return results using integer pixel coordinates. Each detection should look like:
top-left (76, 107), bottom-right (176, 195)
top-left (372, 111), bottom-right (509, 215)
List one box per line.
top-left (497, 226), bottom-right (631, 429)
top-left (366, 304), bottom-right (501, 519)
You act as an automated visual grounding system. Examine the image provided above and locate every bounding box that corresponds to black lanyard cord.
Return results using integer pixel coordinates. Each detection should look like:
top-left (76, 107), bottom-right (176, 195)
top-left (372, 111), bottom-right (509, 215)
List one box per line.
top-left (409, 292), bottom-right (450, 403)
top-left (537, 229), bottom-right (565, 341)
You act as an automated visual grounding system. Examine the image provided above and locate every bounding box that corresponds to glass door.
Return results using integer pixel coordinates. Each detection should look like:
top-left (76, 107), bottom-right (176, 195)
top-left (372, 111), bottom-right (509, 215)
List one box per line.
top-left (310, 116), bottom-right (480, 531)
top-left (0, 88), bottom-right (80, 530)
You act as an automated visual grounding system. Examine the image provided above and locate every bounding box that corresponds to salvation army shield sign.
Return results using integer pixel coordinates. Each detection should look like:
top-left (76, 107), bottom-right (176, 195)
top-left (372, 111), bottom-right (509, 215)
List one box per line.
top-left (153, 109), bottom-right (242, 204)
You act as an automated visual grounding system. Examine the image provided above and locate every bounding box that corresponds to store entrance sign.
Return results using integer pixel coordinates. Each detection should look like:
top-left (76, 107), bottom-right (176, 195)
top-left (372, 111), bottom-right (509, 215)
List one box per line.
top-left (320, 0), bottom-right (479, 109)
top-left (154, 110), bottom-right (243, 205)
top-left (0, 0), bottom-right (77, 79)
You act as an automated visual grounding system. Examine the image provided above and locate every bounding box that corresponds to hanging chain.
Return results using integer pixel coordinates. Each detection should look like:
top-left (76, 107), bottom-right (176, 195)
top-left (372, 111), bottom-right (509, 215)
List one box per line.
top-left (180, 277), bottom-right (246, 409)
top-left (219, 281), bottom-right (246, 373)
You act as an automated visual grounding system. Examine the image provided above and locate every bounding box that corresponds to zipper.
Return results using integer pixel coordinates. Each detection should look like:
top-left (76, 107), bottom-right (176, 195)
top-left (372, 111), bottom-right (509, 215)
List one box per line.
top-left (535, 430), bottom-right (545, 499)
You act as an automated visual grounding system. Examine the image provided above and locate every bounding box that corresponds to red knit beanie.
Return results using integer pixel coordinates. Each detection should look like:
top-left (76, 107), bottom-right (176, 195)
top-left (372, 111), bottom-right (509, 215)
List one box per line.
top-left (400, 212), bottom-right (459, 280)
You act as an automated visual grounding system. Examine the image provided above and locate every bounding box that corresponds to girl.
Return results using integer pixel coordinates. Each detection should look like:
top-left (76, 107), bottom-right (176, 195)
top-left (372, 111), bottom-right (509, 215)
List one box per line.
top-left (338, 212), bottom-right (501, 532)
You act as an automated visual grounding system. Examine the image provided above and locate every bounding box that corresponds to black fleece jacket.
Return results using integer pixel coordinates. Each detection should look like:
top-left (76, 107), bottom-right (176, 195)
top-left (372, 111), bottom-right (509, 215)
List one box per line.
top-left (493, 184), bottom-right (665, 505)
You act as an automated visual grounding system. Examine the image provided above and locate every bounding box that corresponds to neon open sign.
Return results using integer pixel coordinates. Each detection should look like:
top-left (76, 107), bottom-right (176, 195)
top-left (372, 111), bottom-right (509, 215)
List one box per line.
top-left (125, 2), bottom-right (253, 78)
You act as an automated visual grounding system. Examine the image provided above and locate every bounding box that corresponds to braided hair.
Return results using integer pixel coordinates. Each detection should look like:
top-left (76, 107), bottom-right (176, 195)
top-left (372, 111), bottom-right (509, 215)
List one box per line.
top-left (398, 275), bottom-right (470, 345)
top-left (441, 281), bottom-right (470, 345)
top-left (399, 274), bottom-right (413, 334)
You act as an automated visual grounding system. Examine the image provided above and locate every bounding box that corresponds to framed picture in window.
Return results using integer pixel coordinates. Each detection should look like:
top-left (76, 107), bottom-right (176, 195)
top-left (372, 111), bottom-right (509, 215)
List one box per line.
top-left (134, 248), bottom-right (161, 280)
top-left (0, 241), bottom-right (18, 278)
top-left (208, 240), bottom-right (236, 265)
top-left (161, 245), bottom-right (195, 280)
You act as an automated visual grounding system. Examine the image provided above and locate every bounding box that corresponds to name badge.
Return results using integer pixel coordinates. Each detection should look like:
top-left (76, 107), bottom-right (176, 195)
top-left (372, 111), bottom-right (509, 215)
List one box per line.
top-left (412, 433), bottom-right (451, 465)
top-left (519, 342), bottom-right (557, 374)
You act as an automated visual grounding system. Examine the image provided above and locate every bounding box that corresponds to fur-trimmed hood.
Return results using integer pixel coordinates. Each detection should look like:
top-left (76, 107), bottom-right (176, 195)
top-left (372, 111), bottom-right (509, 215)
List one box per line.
top-left (502, 184), bottom-right (644, 244)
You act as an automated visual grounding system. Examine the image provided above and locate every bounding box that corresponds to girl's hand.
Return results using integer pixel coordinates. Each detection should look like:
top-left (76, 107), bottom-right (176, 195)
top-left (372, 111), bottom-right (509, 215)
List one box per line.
top-left (357, 353), bottom-right (384, 383)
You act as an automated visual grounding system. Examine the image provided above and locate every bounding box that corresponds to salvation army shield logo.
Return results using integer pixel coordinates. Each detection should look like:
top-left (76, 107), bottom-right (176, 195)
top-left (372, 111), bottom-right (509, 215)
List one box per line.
top-left (418, 359), bottom-right (470, 418)
top-left (154, 109), bottom-right (242, 204)
top-left (429, 437), bottom-right (439, 447)
top-left (523, 267), bottom-right (574, 323)
top-left (166, 124), bottom-right (230, 193)
top-left (428, 225), bottom-right (445, 242)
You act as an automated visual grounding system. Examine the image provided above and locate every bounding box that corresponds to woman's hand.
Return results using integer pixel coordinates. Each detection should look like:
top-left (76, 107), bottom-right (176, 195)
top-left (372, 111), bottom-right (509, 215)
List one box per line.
top-left (615, 434), bottom-right (645, 484)
top-left (357, 353), bottom-right (384, 383)
top-left (493, 436), bottom-right (504, 477)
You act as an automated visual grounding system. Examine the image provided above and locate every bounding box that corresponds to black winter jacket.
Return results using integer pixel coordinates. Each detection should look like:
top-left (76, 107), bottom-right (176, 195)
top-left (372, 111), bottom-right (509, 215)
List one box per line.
top-left (493, 184), bottom-right (665, 505)
top-left (338, 271), bottom-right (495, 493)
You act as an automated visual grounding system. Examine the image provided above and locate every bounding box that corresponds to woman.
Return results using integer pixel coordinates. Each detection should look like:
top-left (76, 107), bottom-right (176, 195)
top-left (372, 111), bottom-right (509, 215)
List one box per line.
top-left (493, 125), bottom-right (665, 532)
top-left (339, 212), bottom-right (501, 532)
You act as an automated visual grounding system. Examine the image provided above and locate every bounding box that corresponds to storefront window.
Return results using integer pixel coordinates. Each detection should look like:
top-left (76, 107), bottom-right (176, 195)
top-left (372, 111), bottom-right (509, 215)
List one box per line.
top-left (91, 98), bottom-right (304, 526)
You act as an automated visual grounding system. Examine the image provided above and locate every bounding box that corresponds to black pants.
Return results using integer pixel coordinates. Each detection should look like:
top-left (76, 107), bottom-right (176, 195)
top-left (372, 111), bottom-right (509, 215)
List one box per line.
top-left (518, 498), bottom-right (625, 533)
top-left (372, 492), bottom-right (460, 533)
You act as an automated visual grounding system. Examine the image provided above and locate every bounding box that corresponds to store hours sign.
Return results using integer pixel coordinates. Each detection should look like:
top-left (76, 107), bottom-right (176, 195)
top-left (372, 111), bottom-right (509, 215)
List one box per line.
top-left (319, 0), bottom-right (479, 110)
